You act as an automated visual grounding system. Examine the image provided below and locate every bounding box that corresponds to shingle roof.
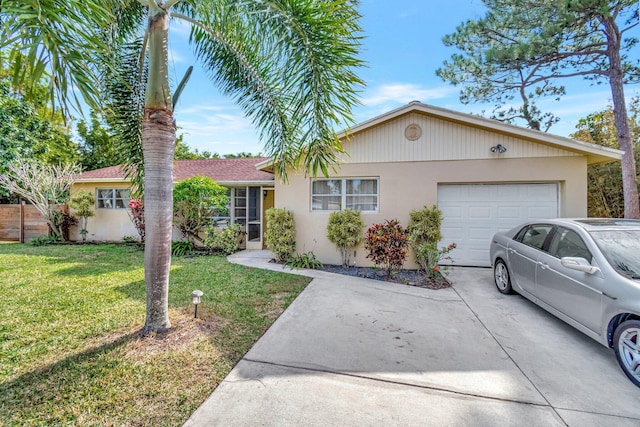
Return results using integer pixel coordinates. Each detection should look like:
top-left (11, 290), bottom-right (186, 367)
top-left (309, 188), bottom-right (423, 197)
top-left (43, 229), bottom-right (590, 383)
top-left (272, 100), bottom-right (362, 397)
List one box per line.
top-left (76, 158), bottom-right (275, 183)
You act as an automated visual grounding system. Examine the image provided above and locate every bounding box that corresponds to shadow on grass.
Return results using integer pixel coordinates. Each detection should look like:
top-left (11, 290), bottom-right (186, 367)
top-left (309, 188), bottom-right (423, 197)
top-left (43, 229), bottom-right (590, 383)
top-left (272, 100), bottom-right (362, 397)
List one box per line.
top-left (116, 279), bottom-right (147, 302)
top-left (0, 330), bottom-right (140, 424)
top-left (49, 244), bottom-right (144, 277)
top-left (0, 243), bottom-right (145, 277)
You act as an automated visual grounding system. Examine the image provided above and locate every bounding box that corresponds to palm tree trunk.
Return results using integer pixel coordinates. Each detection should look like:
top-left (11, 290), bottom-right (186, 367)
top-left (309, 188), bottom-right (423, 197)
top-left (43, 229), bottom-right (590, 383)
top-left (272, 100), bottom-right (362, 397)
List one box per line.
top-left (142, 5), bottom-right (175, 334)
top-left (142, 109), bottom-right (175, 333)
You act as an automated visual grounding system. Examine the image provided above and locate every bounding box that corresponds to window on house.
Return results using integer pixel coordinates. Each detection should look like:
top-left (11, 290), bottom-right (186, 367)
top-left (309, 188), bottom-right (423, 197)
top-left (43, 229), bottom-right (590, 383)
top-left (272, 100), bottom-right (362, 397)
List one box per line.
top-left (234, 188), bottom-right (247, 225)
top-left (311, 178), bottom-right (378, 212)
top-left (96, 188), bottom-right (131, 209)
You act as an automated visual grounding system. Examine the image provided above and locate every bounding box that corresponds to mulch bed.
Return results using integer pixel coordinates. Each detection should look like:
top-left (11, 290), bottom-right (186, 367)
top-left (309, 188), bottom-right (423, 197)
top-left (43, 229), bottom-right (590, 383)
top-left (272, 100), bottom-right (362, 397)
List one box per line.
top-left (317, 264), bottom-right (452, 290)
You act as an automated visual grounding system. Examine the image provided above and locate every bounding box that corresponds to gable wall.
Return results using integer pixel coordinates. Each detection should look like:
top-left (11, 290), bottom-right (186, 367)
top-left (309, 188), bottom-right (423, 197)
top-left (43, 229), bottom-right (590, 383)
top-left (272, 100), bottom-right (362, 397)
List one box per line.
top-left (341, 112), bottom-right (581, 163)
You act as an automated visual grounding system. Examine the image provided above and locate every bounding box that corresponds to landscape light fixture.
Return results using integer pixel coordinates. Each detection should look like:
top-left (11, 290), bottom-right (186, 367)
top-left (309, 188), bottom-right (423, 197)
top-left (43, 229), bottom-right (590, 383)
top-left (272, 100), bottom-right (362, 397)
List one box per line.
top-left (191, 290), bottom-right (203, 318)
top-left (490, 144), bottom-right (507, 154)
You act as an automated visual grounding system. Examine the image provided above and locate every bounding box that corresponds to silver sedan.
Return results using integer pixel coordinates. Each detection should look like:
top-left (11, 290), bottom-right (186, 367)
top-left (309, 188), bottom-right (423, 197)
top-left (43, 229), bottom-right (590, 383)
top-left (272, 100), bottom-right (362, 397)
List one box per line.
top-left (489, 218), bottom-right (640, 387)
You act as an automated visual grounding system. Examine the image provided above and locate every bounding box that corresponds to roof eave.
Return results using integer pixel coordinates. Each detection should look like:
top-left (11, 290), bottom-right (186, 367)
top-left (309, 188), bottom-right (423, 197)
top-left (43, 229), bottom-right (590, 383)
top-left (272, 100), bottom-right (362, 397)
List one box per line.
top-left (216, 180), bottom-right (274, 186)
top-left (74, 178), bottom-right (129, 183)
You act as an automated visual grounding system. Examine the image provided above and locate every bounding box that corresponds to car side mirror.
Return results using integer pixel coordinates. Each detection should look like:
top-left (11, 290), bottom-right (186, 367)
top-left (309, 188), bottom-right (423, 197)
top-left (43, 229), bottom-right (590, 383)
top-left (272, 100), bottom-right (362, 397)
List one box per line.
top-left (561, 257), bottom-right (600, 275)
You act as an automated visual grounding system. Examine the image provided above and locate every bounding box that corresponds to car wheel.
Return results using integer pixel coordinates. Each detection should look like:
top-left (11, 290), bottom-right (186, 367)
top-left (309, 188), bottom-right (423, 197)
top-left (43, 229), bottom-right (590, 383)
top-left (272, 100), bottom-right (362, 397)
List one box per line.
top-left (613, 320), bottom-right (640, 388)
top-left (494, 260), bottom-right (514, 294)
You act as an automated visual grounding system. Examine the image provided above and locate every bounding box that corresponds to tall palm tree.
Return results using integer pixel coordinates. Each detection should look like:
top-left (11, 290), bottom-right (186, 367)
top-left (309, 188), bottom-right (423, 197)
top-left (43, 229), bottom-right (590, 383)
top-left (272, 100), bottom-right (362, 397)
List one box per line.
top-left (1, 0), bottom-right (363, 333)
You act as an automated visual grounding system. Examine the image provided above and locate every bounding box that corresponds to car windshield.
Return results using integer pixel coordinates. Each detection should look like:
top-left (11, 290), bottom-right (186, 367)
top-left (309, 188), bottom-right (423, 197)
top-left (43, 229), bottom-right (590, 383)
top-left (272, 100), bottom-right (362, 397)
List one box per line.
top-left (589, 229), bottom-right (640, 279)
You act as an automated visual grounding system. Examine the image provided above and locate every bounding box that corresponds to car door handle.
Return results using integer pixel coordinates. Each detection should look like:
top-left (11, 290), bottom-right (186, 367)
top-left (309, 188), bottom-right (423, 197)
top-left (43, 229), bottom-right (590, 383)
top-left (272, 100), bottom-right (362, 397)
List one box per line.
top-left (538, 262), bottom-right (548, 270)
top-left (602, 292), bottom-right (618, 300)
top-left (508, 248), bottom-right (517, 254)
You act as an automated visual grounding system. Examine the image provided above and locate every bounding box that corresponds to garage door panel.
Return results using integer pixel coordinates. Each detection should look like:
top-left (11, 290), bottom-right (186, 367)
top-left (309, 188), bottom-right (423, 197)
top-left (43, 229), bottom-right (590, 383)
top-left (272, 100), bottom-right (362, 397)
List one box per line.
top-left (496, 186), bottom-right (522, 198)
top-left (528, 185), bottom-right (557, 198)
top-left (440, 206), bottom-right (464, 219)
top-left (468, 227), bottom-right (493, 240)
top-left (497, 206), bottom-right (520, 220)
top-left (528, 206), bottom-right (557, 218)
top-left (438, 183), bottom-right (559, 267)
top-left (441, 226), bottom-right (465, 240)
top-left (469, 206), bottom-right (491, 219)
top-left (468, 186), bottom-right (492, 200)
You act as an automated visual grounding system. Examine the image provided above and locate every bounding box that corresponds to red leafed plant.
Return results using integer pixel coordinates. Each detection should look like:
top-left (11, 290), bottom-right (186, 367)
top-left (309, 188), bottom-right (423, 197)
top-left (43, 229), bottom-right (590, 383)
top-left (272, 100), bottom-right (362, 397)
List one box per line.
top-left (364, 219), bottom-right (408, 277)
top-left (128, 199), bottom-right (145, 243)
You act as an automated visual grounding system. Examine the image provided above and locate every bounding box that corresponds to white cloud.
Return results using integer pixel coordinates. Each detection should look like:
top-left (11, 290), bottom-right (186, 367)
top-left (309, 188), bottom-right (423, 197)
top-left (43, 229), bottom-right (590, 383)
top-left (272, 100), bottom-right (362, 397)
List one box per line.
top-left (174, 105), bottom-right (261, 153)
top-left (361, 83), bottom-right (457, 107)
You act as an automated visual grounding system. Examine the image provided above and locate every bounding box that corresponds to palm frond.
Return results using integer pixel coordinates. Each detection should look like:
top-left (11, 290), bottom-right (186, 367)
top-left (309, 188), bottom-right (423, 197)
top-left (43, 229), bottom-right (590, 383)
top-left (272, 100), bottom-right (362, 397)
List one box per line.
top-left (176, 0), bottom-right (364, 180)
top-left (103, 37), bottom-right (147, 194)
top-left (0, 0), bottom-right (129, 116)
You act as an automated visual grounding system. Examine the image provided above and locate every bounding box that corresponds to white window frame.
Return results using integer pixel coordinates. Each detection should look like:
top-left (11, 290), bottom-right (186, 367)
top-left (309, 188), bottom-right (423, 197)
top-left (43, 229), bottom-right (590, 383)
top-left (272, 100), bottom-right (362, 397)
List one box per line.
top-left (96, 188), bottom-right (131, 210)
top-left (311, 177), bottom-right (379, 212)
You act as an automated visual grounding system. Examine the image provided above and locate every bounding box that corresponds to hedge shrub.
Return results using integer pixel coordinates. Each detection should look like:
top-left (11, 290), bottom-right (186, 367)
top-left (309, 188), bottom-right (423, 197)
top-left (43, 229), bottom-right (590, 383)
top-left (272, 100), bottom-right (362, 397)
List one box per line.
top-left (265, 208), bottom-right (296, 263)
top-left (364, 219), bottom-right (408, 276)
top-left (327, 210), bottom-right (365, 267)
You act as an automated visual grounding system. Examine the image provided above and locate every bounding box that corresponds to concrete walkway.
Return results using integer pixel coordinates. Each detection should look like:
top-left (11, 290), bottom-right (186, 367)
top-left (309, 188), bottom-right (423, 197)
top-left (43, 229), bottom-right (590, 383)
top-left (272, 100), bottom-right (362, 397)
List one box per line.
top-left (184, 251), bottom-right (640, 426)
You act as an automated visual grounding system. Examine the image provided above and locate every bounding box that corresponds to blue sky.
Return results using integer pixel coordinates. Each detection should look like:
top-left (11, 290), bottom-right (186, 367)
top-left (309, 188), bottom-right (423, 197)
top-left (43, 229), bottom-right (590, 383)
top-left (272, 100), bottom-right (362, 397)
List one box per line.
top-left (167, 0), bottom-right (639, 156)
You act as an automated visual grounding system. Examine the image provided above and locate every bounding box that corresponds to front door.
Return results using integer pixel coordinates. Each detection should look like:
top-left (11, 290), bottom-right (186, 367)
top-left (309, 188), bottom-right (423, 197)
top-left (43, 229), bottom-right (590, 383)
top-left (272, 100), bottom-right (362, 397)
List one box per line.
top-left (245, 186), bottom-right (261, 249)
top-left (262, 188), bottom-right (274, 249)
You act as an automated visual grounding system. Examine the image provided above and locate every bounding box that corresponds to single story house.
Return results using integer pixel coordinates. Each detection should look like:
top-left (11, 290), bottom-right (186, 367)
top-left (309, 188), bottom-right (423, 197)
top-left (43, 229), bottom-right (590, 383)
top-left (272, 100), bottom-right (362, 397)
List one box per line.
top-left (72, 102), bottom-right (622, 267)
top-left (259, 101), bottom-right (622, 267)
top-left (71, 157), bottom-right (275, 249)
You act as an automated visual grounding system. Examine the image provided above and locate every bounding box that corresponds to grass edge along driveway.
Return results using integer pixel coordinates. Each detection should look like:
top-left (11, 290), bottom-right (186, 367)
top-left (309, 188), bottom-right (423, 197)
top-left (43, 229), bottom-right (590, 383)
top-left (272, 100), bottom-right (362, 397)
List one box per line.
top-left (0, 243), bottom-right (310, 426)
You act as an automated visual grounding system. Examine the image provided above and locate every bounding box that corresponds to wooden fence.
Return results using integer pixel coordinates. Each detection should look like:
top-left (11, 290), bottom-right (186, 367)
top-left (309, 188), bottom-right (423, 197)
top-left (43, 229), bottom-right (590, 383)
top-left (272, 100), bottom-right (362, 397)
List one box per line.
top-left (0, 203), bottom-right (65, 242)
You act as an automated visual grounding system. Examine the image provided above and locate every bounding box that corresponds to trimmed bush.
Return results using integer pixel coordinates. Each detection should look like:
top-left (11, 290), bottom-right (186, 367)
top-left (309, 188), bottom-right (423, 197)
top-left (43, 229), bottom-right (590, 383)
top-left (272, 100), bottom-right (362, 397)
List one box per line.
top-left (69, 189), bottom-right (95, 241)
top-left (364, 219), bottom-right (408, 276)
top-left (408, 205), bottom-right (456, 277)
top-left (407, 205), bottom-right (442, 246)
top-left (205, 224), bottom-right (242, 255)
top-left (265, 208), bottom-right (296, 263)
top-left (327, 210), bottom-right (365, 267)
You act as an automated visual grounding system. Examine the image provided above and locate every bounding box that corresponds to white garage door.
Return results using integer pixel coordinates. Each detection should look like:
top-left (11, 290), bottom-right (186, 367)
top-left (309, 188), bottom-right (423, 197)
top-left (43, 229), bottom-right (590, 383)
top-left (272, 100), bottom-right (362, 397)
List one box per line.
top-left (437, 183), bottom-right (559, 267)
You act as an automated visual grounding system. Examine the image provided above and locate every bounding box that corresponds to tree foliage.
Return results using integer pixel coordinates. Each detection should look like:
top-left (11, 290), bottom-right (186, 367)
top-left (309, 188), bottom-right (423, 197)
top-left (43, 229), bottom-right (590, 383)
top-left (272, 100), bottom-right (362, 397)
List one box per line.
top-left (0, 56), bottom-right (78, 196)
top-left (571, 98), bottom-right (640, 218)
top-left (0, 157), bottom-right (80, 240)
top-left (174, 134), bottom-right (221, 160)
top-left (438, 0), bottom-right (640, 217)
top-left (76, 112), bottom-right (121, 171)
top-left (173, 176), bottom-right (228, 245)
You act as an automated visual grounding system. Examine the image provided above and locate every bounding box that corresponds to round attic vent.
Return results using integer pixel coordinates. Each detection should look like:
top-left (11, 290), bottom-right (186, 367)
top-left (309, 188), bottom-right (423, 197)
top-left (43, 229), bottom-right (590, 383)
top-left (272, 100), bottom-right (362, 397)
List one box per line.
top-left (405, 124), bottom-right (422, 141)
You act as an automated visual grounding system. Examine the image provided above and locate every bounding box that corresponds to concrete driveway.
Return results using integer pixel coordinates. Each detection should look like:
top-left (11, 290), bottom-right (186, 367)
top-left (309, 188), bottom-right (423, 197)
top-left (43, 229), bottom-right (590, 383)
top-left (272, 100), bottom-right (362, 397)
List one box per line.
top-left (184, 252), bottom-right (640, 426)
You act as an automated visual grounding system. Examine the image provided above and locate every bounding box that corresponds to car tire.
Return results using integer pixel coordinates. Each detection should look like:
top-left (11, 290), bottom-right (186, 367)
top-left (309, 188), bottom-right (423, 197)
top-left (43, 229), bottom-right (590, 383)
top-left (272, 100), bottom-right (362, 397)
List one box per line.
top-left (494, 259), bottom-right (514, 294)
top-left (613, 320), bottom-right (640, 388)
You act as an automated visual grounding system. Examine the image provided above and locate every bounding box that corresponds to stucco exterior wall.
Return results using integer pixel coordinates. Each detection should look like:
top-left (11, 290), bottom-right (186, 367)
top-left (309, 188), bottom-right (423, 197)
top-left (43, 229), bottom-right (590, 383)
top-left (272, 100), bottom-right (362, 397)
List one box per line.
top-left (70, 182), bottom-right (138, 241)
top-left (275, 156), bottom-right (587, 268)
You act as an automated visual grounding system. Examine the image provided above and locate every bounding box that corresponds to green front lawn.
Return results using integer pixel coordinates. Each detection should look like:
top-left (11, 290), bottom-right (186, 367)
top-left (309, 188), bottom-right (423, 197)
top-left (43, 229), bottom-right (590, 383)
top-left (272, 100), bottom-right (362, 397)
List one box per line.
top-left (0, 243), bottom-right (310, 426)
